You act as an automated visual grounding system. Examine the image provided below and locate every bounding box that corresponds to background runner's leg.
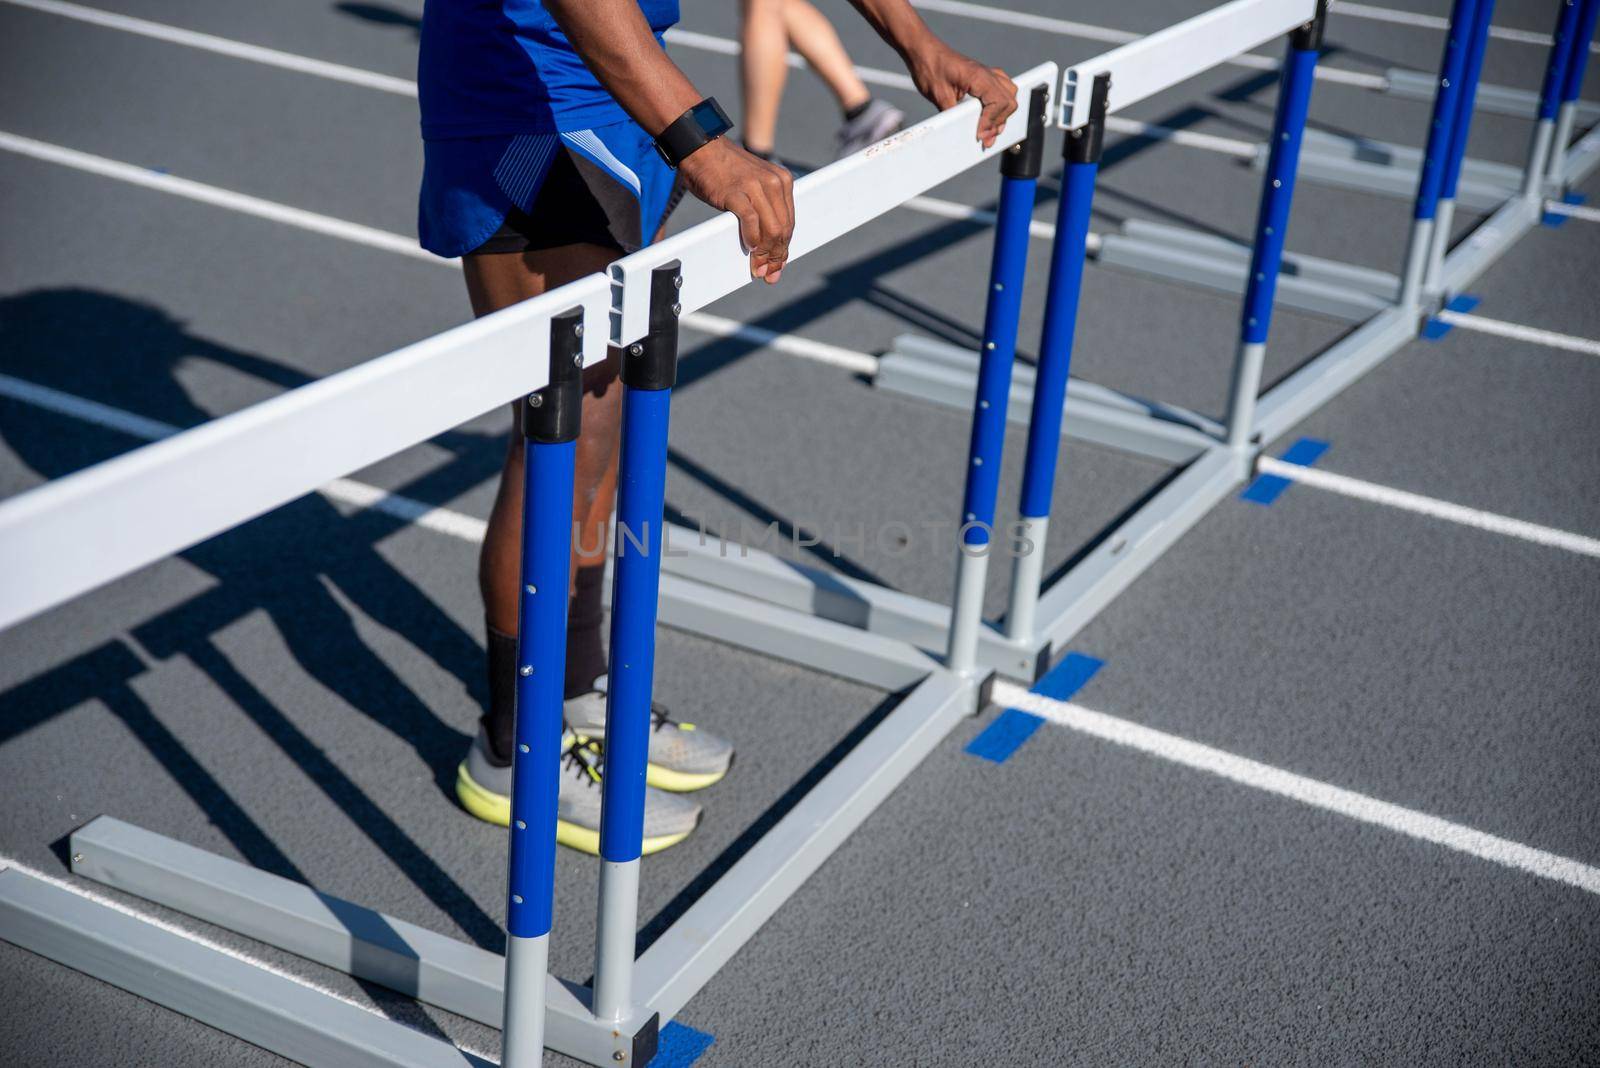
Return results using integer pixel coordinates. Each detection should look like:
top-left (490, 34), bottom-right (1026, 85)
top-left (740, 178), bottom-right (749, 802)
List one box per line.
top-left (502, 309), bottom-right (587, 1068)
top-left (1547, 0), bottom-right (1600, 187)
top-left (592, 263), bottom-right (682, 1025)
top-left (947, 86), bottom-right (1047, 678)
top-left (1400, 0), bottom-right (1478, 315)
top-left (1004, 75), bottom-right (1107, 649)
top-left (1524, 0), bottom-right (1585, 197)
top-left (1225, 1), bottom-right (1328, 448)
top-left (1425, 0), bottom-right (1496, 294)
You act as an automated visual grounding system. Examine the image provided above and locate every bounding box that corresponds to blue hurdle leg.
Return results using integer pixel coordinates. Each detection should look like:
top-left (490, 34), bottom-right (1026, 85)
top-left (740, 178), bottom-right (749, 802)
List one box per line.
top-left (1004, 74), bottom-right (1107, 647)
top-left (1225, 5), bottom-right (1326, 447)
top-left (591, 263), bottom-right (680, 1026)
top-left (947, 86), bottom-right (1046, 676)
top-left (1425, 0), bottom-right (1497, 292)
top-left (1547, 0), bottom-right (1600, 187)
top-left (502, 308), bottom-right (586, 1068)
top-left (1525, 0), bottom-right (1587, 196)
top-left (1400, 0), bottom-right (1480, 313)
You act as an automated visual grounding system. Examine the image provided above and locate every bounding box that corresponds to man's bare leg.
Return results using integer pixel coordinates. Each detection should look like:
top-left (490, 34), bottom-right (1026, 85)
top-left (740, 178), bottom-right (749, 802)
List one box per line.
top-left (465, 242), bottom-right (622, 733)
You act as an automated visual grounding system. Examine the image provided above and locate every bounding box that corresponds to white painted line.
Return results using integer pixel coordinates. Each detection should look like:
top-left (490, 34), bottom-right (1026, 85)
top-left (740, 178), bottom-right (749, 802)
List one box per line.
top-left (1256, 456), bottom-right (1600, 558)
top-left (0, 131), bottom-right (436, 262)
top-left (0, 853), bottom-right (498, 1061)
top-left (1542, 200), bottom-right (1600, 224)
top-left (0, 372), bottom-right (488, 544)
top-left (909, 0), bottom-right (1389, 89)
top-left (677, 312), bottom-right (879, 375)
top-left (0, 131), bottom-right (884, 377)
top-left (1335, 1), bottom-right (1600, 53)
top-left (1105, 116), bottom-right (1260, 159)
top-left (1, 0), bottom-right (417, 96)
top-left (5, 0), bottom-right (1275, 168)
top-left (989, 681), bottom-right (1600, 896)
top-left (1434, 310), bottom-right (1600, 358)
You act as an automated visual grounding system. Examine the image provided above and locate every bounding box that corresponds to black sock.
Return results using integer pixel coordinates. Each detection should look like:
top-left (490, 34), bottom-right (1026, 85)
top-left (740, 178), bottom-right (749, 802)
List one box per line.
top-left (844, 98), bottom-right (873, 123)
top-left (483, 626), bottom-right (517, 766)
top-left (565, 564), bottom-right (608, 700)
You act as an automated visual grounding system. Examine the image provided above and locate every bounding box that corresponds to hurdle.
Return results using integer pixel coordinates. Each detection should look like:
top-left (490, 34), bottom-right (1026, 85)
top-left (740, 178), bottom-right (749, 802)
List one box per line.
top-left (0, 2), bottom-right (1589, 1064)
top-left (882, 0), bottom-right (1600, 449)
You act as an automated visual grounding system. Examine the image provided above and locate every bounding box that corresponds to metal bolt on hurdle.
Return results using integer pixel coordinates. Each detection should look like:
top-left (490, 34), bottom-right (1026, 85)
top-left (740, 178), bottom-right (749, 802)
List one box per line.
top-left (592, 262), bottom-right (682, 1036)
top-left (1543, 0), bottom-right (1600, 189)
top-left (1225, 0), bottom-right (1328, 449)
top-left (1424, 0), bottom-right (1497, 295)
top-left (1002, 72), bottom-right (1109, 650)
top-left (1399, 0), bottom-right (1479, 315)
top-left (1524, 0), bottom-right (1588, 198)
top-left (502, 308), bottom-right (586, 1067)
top-left (946, 84), bottom-right (1048, 678)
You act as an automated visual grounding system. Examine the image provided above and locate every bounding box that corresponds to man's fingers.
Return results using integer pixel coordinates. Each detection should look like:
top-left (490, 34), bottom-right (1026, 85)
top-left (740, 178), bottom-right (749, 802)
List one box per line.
top-left (757, 168), bottom-right (793, 281)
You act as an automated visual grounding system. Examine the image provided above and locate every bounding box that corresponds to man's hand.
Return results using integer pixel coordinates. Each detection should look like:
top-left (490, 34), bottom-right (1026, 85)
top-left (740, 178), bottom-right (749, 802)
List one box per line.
top-left (908, 43), bottom-right (1018, 149)
top-left (678, 139), bottom-right (796, 284)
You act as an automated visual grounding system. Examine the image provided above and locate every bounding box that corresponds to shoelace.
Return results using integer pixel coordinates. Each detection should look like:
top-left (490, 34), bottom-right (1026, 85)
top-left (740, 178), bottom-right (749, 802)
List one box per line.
top-left (651, 704), bottom-right (696, 733)
top-left (561, 738), bottom-right (602, 788)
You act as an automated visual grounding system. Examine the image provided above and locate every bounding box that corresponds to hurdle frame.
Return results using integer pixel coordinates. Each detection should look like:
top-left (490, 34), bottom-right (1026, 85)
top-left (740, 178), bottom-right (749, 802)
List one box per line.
top-left (3, 0), bottom-right (1598, 1063)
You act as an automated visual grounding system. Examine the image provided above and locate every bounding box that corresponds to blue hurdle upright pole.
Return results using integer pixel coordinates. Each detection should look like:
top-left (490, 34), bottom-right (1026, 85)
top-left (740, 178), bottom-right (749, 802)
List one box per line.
top-left (947, 86), bottom-right (1046, 677)
top-left (592, 263), bottom-right (680, 1027)
top-left (1424, 0), bottom-right (1496, 293)
top-left (1546, 0), bottom-right (1600, 187)
top-left (1524, 0), bottom-right (1586, 197)
top-left (502, 308), bottom-right (586, 1067)
top-left (1004, 74), bottom-right (1107, 648)
top-left (1400, 0), bottom-right (1478, 315)
top-left (1225, 2), bottom-right (1326, 448)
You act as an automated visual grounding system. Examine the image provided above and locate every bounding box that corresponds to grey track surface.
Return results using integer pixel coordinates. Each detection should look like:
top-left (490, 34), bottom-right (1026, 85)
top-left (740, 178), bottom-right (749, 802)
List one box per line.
top-left (2, 0), bottom-right (1598, 1065)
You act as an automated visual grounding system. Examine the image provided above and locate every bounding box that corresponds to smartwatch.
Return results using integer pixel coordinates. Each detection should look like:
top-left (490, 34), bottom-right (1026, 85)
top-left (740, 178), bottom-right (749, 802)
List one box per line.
top-left (654, 97), bottom-right (734, 168)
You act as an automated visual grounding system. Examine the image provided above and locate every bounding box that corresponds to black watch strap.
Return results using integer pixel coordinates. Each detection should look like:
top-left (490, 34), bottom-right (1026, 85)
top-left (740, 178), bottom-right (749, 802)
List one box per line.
top-left (654, 97), bottom-right (734, 168)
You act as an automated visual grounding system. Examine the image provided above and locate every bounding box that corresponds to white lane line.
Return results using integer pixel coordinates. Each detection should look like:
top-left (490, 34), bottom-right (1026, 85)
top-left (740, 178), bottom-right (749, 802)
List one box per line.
top-left (0, 372), bottom-right (490, 543)
top-left (0, 131), bottom-right (432, 259)
top-left (1256, 456), bottom-right (1600, 558)
top-left (989, 681), bottom-right (1600, 896)
top-left (1336, 1), bottom-right (1600, 52)
top-left (1434, 310), bottom-right (1600, 358)
top-left (909, 0), bottom-right (1389, 89)
top-left (0, 854), bottom-right (498, 1062)
top-left (2, 0), bottom-right (417, 96)
top-left (1543, 200), bottom-right (1600, 224)
top-left (5, 0), bottom-right (1265, 163)
top-left (0, 131), bottom-right (884, 377)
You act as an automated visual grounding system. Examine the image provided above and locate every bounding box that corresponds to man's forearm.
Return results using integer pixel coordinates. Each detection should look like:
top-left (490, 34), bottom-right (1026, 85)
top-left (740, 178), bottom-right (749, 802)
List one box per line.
top-left (846, 0), bottom-right (937, 62)
top-left (544, 0), bottom-right (703, 133)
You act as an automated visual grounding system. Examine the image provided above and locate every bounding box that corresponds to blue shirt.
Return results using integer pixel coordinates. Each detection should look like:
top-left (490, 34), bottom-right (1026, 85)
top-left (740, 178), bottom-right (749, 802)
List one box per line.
top-left (418, 0), bottom-right (680, 139)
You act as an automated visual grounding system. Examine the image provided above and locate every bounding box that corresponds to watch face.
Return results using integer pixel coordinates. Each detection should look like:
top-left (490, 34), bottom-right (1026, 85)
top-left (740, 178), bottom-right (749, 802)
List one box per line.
top-left (690, 98), bottom-right (734, 140)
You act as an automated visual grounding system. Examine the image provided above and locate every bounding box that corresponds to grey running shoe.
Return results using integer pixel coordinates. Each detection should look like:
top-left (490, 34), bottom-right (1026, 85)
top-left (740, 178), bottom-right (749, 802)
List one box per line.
top-left (565, 689), bottom-right (735, 793)
top-left (455, 728), bottom-right (701, 854)
top-left (836, 98), bottom-right (905, 158)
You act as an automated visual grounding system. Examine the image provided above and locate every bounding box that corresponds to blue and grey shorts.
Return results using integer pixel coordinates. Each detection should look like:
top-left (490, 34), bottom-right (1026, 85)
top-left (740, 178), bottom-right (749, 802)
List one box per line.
top-left (419, 120), bottom-right (681, 258)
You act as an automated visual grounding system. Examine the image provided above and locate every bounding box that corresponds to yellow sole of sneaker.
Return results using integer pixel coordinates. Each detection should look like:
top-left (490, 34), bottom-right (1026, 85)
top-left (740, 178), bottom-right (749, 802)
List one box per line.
top-left (645, 763), bottom-right (728, 793)
top-left (454, 762), bottom-right (693, 855)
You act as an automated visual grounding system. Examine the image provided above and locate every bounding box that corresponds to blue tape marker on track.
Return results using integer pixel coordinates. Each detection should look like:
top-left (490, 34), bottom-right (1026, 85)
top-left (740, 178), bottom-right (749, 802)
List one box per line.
top-left (1422, 293), bottom-right (1482, 340)
top-left (1542, 191), bottom-right (1587, 228)
top-left (650, 1022), bottom-right (715, 1067)
top-left (966, 652), bottom-right (1103, 764)
top-left (1240, 437), bottom-right (1330, 505)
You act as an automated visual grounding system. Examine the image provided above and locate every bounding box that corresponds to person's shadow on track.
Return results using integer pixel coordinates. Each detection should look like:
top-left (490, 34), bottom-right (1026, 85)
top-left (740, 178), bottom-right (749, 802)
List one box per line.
top-left (0, 287), bottom-right (507, 948)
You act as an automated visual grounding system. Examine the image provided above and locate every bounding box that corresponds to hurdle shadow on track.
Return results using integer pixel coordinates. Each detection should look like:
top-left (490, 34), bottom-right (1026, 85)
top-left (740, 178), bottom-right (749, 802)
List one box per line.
top-left (0, 288), bottom-right (511, 955)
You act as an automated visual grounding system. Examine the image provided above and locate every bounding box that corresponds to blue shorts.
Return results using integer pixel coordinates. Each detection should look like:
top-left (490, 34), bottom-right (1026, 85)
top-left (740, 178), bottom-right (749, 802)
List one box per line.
top-left (419, 120), bottom-right (680, 259)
